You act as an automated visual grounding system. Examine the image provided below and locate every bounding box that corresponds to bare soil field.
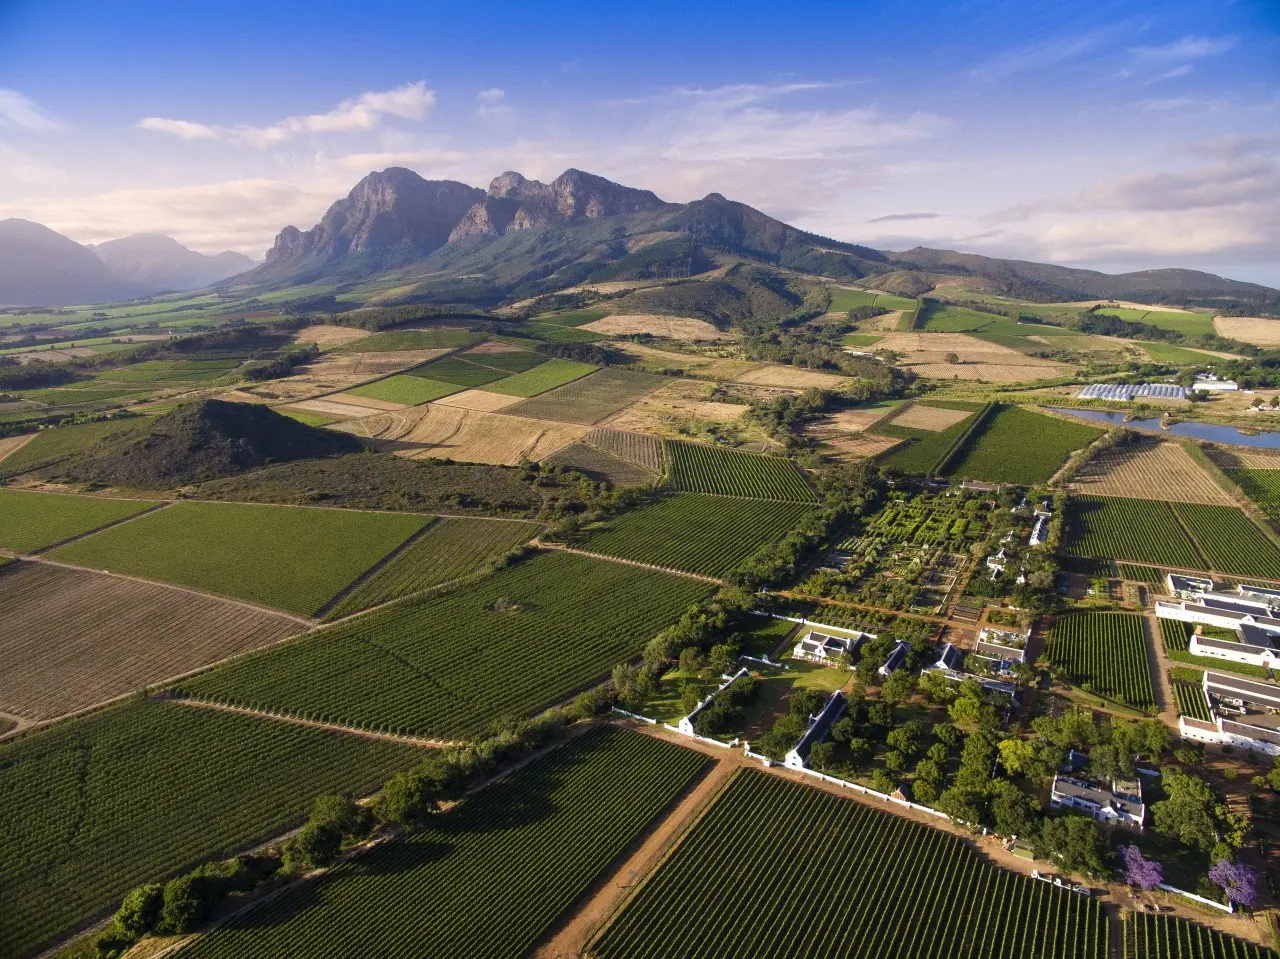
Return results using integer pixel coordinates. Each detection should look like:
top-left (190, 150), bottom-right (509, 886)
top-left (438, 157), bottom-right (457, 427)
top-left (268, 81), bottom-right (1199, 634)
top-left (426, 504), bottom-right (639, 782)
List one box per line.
top-left (892, 404), bottom-right (973, 431)
top-left (602, 379), bottom-right (750, 436)
top-left (289, 325), bottom-right (372, 349)
top-left (463, 339), bottom-right (532, 354)
top-left (432, 388), bottom-right (523, 412)
top-left (732, 365), bottom-right (851, 390)
top-left (1068, 439), bottom-right (1234, 505)
top-left (612, 342), bottom-right (725, 371)
top-left (339, 404), bottom-right (586, 465)
top-left (1209, 448), bottom-right (1280, 470)
top-left (243, 350), bottom-right (445, 402)
top-left (906, 361), bottom-right (1069, 382)
top-left (289, 397), bottom-right (385, 420)
top-left (811, 431), bottom-right (901, 462)
top-left (0, 561), bottom-right (301, 721)
top-left (13, 347), bottom-right (98, 364)
top-left (873, 331), bottom-right (1020, 356)
top-left (822, 407), bottom-right (891, 432)
top-left (581, 314), bottom-right (733, 341)
top-left (0, 433), bottom-right (34, 465)
top-left (1214, 316), bottom-right (1280, 346)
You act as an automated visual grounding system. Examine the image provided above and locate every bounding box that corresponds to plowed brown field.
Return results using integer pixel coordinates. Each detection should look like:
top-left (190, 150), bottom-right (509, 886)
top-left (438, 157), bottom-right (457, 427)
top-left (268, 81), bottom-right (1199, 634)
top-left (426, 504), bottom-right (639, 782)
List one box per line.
top-left (1068, 439), bottom-right (1233, 504)
top-left (338, 404), bottom-right (586, 464)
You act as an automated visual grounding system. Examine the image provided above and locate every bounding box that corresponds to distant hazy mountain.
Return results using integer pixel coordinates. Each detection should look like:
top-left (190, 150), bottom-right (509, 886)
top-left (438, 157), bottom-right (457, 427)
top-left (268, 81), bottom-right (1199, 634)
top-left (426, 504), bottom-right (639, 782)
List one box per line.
top-left (92, 234), bottom-right (255, 292)
top-left (0, 219), bottom-right (146, 307)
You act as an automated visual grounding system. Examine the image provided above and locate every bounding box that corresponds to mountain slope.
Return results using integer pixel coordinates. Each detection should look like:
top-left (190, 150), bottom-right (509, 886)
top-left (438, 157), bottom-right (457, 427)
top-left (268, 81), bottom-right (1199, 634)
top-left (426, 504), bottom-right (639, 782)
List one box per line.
top-left (92, 234), bottom-right (255, 291)
top-left (0, 219), bottom-right (144, 307)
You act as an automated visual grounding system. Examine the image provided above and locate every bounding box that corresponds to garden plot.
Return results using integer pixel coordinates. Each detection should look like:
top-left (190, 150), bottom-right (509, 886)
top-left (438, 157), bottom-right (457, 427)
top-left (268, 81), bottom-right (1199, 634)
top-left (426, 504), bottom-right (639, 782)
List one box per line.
top-left (1068, 439), bottom-right (1234, 505)
top-left (341, 404), bottom-right (587, 465)
top-left (581, 313), bottom-right (733, 340)
top-left (0, 561), bottom-right (300, 720)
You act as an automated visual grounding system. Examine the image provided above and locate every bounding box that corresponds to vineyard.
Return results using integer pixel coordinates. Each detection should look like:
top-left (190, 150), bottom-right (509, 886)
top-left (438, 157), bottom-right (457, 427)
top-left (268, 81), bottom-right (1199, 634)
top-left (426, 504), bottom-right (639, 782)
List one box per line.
top-left (1172, 502), bottom-right (1280, 580)
top-left (545, 442), bottom-right (659, 487)
top-left (177, 551), bottom-right (711, 738)
top-left (1160, 618), bottom-right (1191, 652)
top-left (50, 500), bottom-right (429, 615)
top-left (0, 488), bottom-right (158, 554)
top-left (872, 401), bottom-right (982, 475)
top-left (1065, 496), bottom-right (1204, 569)
top-left (506, 368), bottom-right (668, 424)
top-left (1117, 563), bottom-right (1166, 584)
top-left (1045, 612), bottom-right (1156, 710)
top-left (593, 770), bottom-right (1108, 959)
top-left (0, 418), bottom-right (148, 476)
top-left (175, 727), bottom-right (707, 959)
top-left (345, 374), bottom-right (461, 405)
top-left (1124, 912), bottom-right (1276, 958)
top-left (666, 441), bottom-right (816, 501)
top-left (1173, 682), bottom-right (1211, 721)
top-left (325, 516), bottom-right (536, 618)
top-left (576, 493), bottom-right (815, 577)
top-left (585, 428), bottom-right (666, 472)
top-left (485, 358), bottom-right (598, 397)
top-left (0, 698), bottom-right (422, 959)
top-left (944, 405), bottom-right (1103, 485)
top-left (0, 561), bottom-right (299, 720)
top-left (1224, 467), bottom-right (1280, 524)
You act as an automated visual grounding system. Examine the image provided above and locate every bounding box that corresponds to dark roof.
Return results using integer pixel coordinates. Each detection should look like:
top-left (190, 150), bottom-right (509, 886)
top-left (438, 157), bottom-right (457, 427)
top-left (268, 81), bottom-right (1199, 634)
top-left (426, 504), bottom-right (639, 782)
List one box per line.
top-left (791, 691), bottom-right (847, 761)
top-left (1206, 671), bottom-right (1280, 706)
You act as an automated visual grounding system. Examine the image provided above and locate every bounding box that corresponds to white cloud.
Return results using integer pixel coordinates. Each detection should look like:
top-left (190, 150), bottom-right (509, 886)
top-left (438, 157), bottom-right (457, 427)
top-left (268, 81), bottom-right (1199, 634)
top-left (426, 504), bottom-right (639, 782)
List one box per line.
top-left (477, 88), bottom-right (505, 104)
top-left (331, 148), bottom-right (471, 172)
top-left (136, 81), bottom-right (436, 148)
top-left (1130, 35), bottom-right (1238, 62)
top-left (0, 89), bottom-right (62, 132)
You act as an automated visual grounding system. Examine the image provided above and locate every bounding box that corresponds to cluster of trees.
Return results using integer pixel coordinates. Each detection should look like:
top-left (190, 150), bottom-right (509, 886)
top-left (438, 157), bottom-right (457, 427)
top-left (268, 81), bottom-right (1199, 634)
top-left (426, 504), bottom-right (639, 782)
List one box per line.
top-left (242, 343), bottom-right (320, 382)
top-left (755, 687), bottom-right (840, 761)
top-left (692, 674), bottom-right (759, 737)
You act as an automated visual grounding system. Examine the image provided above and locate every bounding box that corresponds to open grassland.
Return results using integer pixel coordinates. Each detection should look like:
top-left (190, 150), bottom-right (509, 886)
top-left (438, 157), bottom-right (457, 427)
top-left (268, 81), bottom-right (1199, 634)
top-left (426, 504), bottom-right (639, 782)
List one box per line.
top-left (336, 329), bottom-right (484, 352)
top-left (485, 358), bottom-right (598, 397)
top-left (1070, 440), bottom-right (1234, 505)
top-left (1045, 612), bottom-right (1155, 710)
top-left (921, 303), bottom-right (1010, 332)
top-left (576, 493), bottom-right (815, 577)
top-left (545, 442), bottom-right (658, 487)
top-left (872, 401), bottom-right (982, 475)
top-left (0, 562), bottom-right (300, 720)
top-left (666, 441), bottom-right (815, 501)
top-left (0, 417), bottom-right (149, 476)
top-left (506, 368), bottom-right (668, 424)
top-left (0, 488), bottom-right (158, 554)
top-left (0, 698), bottom-right (422, 959)
top-left (341, 404), bottom-right (587, 465)
top-left (177, 551), bottom-right (711, 738)
top-left (586, 428), bottom-right (666, 472)
top-left (345, 375), bottom-right (462, 405)
top-left (326, 516), bottom-right (536, 618)
top-left (595, 770), bottom-right (1107, 959)
top-left (1124, 912), bottom-right (1276, 958)
top-left (1224, 467), bottom-right (1280, 523)
top-left (51, 501), bottom-right (428, 616)
top-left (1094, 307), bottom-right (1215, 338)
top-left (176, 727), bottom-right (707, 959)
top-left (1173, 502), bottom-right (1280, 579)
top-left (944, 405), bottom-right (1102, 485)
top-left (1066, 495), bottom-right (1204, 569)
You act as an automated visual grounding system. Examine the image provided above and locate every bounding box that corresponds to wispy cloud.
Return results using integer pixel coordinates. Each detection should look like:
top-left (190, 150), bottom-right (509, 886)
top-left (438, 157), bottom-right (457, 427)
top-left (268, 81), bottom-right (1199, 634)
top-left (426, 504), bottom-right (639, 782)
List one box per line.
top-left (867, 212), bottom-right (941, 223)
top-left (969, 28), bottom-right (1114, 81)
top-left (137, 81), bottom-right (436, 148)
top-left (1130, 35), bottom-right (1238, 62)
top-left (476, 87), bottom-right (509, 119)
top-left (0, 89), bottom-right (62, 132)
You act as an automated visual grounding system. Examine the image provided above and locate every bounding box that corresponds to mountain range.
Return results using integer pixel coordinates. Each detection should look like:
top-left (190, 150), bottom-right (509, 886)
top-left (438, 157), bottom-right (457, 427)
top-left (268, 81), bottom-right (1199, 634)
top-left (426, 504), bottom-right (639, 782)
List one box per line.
top-left (4, 167), bottom-right (1277, 312)
top-left (0, 220), bottom-right (255, 307)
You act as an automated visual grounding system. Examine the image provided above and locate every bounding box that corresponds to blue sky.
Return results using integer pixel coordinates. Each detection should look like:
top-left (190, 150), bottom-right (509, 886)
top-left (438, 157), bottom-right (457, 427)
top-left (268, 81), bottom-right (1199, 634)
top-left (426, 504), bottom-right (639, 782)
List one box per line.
top-left (1, 0), bottom-right (1277, 285)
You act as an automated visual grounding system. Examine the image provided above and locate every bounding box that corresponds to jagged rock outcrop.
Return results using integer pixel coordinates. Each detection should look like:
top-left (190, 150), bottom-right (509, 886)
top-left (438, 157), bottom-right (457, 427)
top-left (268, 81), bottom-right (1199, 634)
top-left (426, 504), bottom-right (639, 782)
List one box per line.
top-left (265, 168), bottom-right (483, 265)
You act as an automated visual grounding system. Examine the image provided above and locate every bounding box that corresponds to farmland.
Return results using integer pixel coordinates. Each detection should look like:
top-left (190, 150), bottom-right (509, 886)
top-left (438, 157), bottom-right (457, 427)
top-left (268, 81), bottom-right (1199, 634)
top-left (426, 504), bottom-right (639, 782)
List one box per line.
top-left (50, 501), bottom-right (428, 616)
top-left (176, 727), bottom-right (707, 959)
top-left (545, 441), bottom-right (659, 486)
top-left (1045, 612), bottom-right (1156, 710)
top-left (872, 401), bottom-right (982, 475)
top-left (0, 698), bottom-right (422, 959)
top-left (594, 770), bottom-right (1107, 959)
top-left (1160, 618), bottom-right (1191, 652)
top-left (0, 562), bottom-right (299, 720)
top-left (326, 516), bottom-right (536, 618)
top-left (1173, 502), bottom-right (1280, 579)
top-left (1065, 495), bottom-right (1205, 569)
top-left (0, 488), bottom-right (158, 553)
top-left (1223, 467), bottom-right (1280, 523)
top-left (345, 374), bottom-right (462, 405)
top-left (585, 427), bottom-right (666, 472)
top-left (1124, 912), bottom-right (1276, 958)
top-left (342, 404), bottom-right (587, 465)
top-left (406, 354), bottom-right (510, 388)
top-left (336, 329), bottom-right (484, 352)
top-left (1093, 307), bottom-right (1215, 338)
top-left (666, 440), bottom-right (815, 501)
top-left (1070, 440), bottom-right (1234, 505)
top-left (576, 493), bottom-right (815, 577)
top-left (1173, 682), bottom-right (1211, 721)
top-left (506, 367), bottom-right (668, 424)
top-left (485, 358), bottom-right (598, 397)
top-left (0, 417), bottom-right (149, 476)
top-left (177, 551), bottom-right (712, 738)
top-left (944, 405), bottom-right (1102, 485)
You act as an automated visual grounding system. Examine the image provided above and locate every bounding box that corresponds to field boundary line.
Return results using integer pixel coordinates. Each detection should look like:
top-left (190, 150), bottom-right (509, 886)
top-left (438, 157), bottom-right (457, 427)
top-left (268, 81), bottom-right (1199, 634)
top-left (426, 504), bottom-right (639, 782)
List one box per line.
top-left (1164, 500), bottom-right (1214, 570)
top-left (535, 540), bottom-right (726, 585)
top-left (27, 499), bottom-right (173, 556)
top-left (0, 430), bottom-right (35, 466)
top-left (313, 517), bottom-right (441, 619)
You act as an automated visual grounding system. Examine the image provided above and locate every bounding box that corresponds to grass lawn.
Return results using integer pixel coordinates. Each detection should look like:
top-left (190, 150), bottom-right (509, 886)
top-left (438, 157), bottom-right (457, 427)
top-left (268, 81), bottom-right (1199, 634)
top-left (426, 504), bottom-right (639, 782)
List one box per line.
top-left (0, 488), bottom-right (158, 553)
top-left (737, 658), bottom-right (851, 740)
top-left (50, 501), bottom-right (430, 615)
top-left (485, 358), bottom-right (598, 397)
top-left (345, 375), bottom-right (462, 405)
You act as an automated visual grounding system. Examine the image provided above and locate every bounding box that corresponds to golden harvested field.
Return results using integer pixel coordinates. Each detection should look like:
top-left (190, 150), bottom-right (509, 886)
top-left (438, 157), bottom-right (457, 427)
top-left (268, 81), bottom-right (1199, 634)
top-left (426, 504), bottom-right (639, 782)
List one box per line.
top-left (1068, 439), bottom-right (1234, 505)
top-left (906, 361), bottom-right (1069, 382)
top-left (338, 404), bottom-right (586, 465)
top-left (13, 348), bottom-right (98, 364)
top-left (1210, 448), bottom-right (1280, 470)
top-left (432, 388), bottom-right (523, 412)
top-left (613, 342), bottom-right (722, 371)
top-left (697, 358), bottom-right (768, 380)
top-left (290, 397), bottom-right (385, 420)
top-left (244, 350), bottom-right (446, 401)
top-left (812, 430), bottom-right (901, 461)
top-left (290, 325), bottom-right (371, 348)
top-left (463, 339), bottom-right (532, 354)
top-left (0, 561), bottom-right (301, 721)
top-left (327, 393), bottom-right (407, 411)
top-left (1214, 316), bottom-right (1280, 346)
top-left (873, 331), bottom-right (1022, 357)
top-left (581, 314), bottom-right (733, 341)
top-left (822, 407), bottom-right (895, 433)
top-left (603, 379), bottom-right (749, 436)
top-left (732, 365), bottom-right (851, 390)
top-left (892, 404), bottom-right (974, 431)
top-left (0, 433), bottom-right (34, 465)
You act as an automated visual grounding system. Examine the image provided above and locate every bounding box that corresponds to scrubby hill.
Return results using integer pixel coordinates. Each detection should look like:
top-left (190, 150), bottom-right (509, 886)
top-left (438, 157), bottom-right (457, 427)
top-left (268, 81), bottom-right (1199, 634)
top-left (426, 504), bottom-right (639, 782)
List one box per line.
top-left (869, 270), bottom-right (933, 297)
top-left (48, 400), bottom-right (361, 488)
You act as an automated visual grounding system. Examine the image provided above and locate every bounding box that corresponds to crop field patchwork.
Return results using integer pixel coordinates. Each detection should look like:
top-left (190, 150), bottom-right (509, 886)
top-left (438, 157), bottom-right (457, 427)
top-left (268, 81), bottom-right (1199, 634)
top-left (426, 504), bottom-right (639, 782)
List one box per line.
top-left (1045, 612), bottom-right (1155, 710)
top-left (872, 401), bottom-right (982, 475)
top-left (545, 441), bottom-right (659, 487)
top-left (585, 428), bottom-right (666, 472)
top-left (666, 441), bottom-right (815, 501)
top-left (405, 355), bottom-right (510, 388)
top-left (891, 404), bottom-right (972, 431)
top-left (1070, 440), bottom-right (1234, 505)
top-left (326, 516), bottom-right (537, 618)
top-left (344, 375), bottom-right (462, 405)
top-left (455, 344), bottom-right (548, 372)
top-left (336, 329), bottom-right (485, 352)
top-left (1066, 495), bottom-right (1205, 569)
top-left (1124, 911), bottom-right (1276, 958)
top-left (0, 488), bottom-right (158, 553)
top-left (0, 561), bottom-right (300, 720)
top-left (576, 493), bottom-right (815, 577)
top-left (341, 404), bottom-right (587, 465)
top-left (1093, 308), bottom-right (1216, 338)
top-left (944, 405), bottom-right (1103, 485)
top-left (484, 358), bottom-right (599, 397)
top-left (50, 501), bottom-right (429, 615)
top-left (0, 698), bottom-right (423, 959)
top-left (505, 368), bottom-right (669, 424)
top-left (594, 770), bottom-right (1108, 959)
top-left (177, 551), bottom-right (712, 738)
top-left (175, 727), bottom-right (707, 959)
